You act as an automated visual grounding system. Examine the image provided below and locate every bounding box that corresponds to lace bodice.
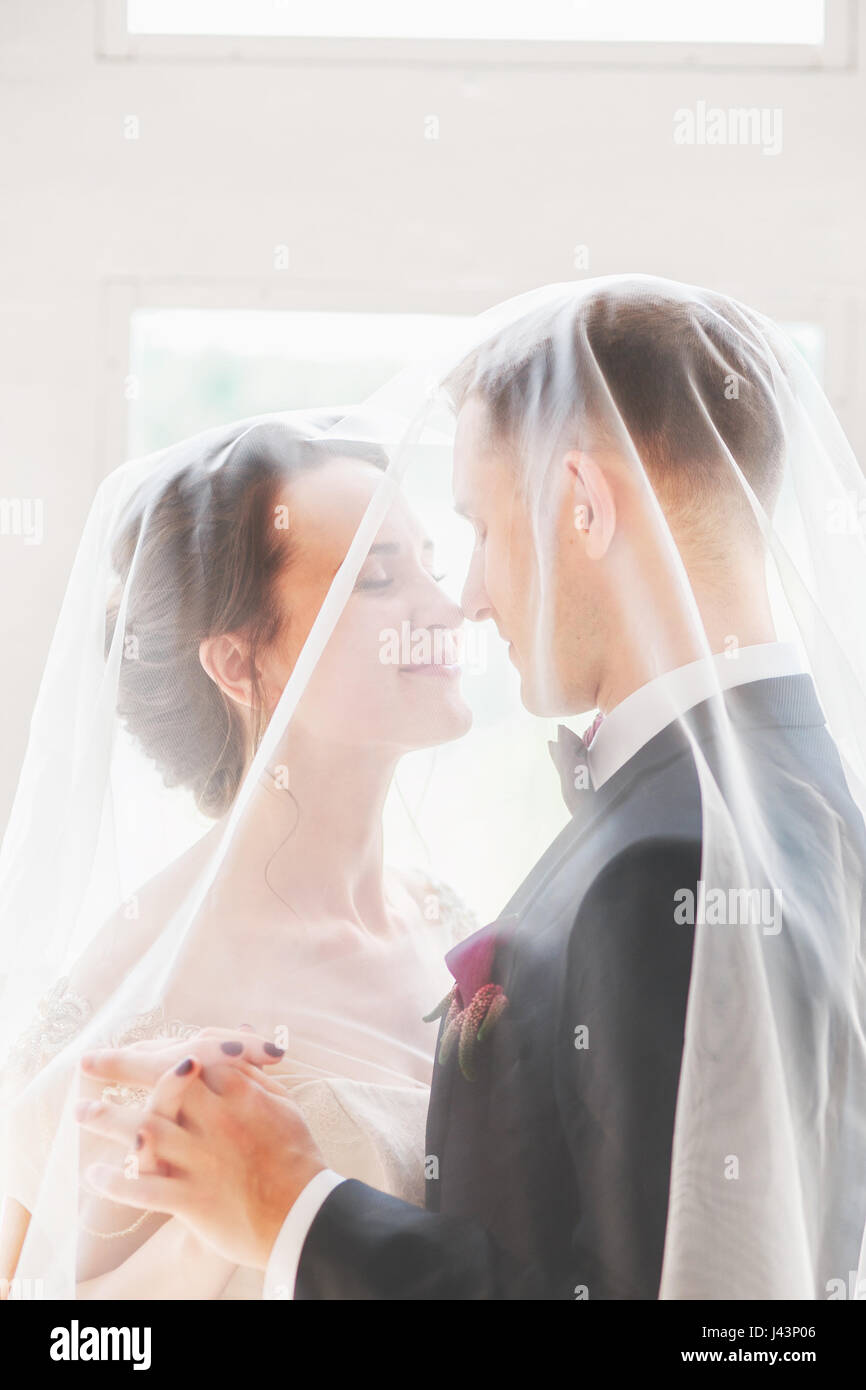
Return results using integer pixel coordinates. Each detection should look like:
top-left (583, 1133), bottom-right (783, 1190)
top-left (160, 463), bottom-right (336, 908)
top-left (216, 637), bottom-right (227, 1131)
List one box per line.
top-left (6, 986), bottom-right (201, 1102)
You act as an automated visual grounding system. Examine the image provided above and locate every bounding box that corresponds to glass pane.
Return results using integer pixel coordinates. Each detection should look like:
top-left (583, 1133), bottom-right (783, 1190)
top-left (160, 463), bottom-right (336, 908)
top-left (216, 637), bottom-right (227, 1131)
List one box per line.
top-left (782, 321), bottom-right (825, 382)
top-left (127, 0), bottom-right (825, 46)
top-left (127, 308), bottom-right (469, 458)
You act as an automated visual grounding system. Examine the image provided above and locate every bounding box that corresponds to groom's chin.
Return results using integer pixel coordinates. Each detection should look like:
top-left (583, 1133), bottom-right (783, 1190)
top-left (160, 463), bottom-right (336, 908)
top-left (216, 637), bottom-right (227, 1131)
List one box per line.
top-left (517, 672), bottom-right (559, 719)
top-left (516, 667), bottom-right (580, 720)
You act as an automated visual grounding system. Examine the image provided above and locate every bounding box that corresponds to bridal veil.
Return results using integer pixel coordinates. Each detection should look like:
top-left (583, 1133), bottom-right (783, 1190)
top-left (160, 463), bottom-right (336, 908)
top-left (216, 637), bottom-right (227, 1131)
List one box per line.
top-left (1, 276), bottom-right (865, 1299)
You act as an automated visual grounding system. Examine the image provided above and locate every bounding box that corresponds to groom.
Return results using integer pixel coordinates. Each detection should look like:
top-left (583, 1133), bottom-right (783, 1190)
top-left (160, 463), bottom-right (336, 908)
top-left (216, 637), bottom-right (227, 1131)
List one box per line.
top-left (80, 284), bottom-right (866, 1299)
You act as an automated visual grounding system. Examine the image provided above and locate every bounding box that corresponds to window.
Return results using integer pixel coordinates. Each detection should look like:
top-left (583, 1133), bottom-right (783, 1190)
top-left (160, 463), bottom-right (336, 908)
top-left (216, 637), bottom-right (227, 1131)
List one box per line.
top-left (127, 308), bottom-right (469, 457)
top-left (127, 0), bottom-right (825, 46)
top-left (782, 322), bottom-right (825, 383)
top-left (104, 0), bottom-right (849, 69)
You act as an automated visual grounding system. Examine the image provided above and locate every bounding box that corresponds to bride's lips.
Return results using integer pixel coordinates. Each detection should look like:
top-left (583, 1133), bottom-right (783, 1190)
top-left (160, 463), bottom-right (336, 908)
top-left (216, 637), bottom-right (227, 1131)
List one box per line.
top-left (398, 628), bottom-right (462, 676)
top-left (398, 662), bottom-right (461, 677)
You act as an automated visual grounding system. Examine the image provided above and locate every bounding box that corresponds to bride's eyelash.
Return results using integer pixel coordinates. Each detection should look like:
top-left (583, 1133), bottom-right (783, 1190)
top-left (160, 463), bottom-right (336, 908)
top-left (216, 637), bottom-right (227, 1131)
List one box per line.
top-left (355, 567), bottom-right (445, 591)
top-left (355, 577), bottom-right (393, 592)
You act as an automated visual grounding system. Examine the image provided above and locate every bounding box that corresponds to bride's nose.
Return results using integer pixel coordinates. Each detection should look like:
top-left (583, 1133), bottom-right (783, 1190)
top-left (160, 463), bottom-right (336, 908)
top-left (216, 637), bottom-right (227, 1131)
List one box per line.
top-left (411, 577), bottom-right (464, 634)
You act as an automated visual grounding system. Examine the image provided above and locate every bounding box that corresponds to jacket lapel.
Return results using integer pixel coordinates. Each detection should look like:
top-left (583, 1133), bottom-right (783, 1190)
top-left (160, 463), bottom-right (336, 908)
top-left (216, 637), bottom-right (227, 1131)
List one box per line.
top-left (424, 674), bottom-right (826, 1197)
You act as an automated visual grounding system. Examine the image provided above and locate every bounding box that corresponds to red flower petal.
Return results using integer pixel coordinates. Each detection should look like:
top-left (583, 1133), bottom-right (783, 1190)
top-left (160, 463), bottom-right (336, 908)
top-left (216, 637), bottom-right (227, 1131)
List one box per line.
top-left (445, 913), bottom-right (519, 1006)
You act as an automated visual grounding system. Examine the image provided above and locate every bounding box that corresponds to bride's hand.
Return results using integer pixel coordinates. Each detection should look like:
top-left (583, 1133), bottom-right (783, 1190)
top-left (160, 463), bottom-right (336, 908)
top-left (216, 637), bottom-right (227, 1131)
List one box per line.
top-left (79, 1026), bottom-right (286, 1095)
top-left (78, 1057), bottom-right (326, 1271)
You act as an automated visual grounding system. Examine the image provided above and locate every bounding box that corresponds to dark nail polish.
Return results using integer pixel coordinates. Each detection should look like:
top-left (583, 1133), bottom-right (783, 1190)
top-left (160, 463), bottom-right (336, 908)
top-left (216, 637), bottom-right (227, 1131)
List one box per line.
top-left (175, 1057), bottom-right (194, 1075)
top-left (263, 1042), bottom-right (285, 1058)
top-left (221, 1041), bottom-right (243, 1056)
top-left (135, 1131), bottom-right (144, 1150)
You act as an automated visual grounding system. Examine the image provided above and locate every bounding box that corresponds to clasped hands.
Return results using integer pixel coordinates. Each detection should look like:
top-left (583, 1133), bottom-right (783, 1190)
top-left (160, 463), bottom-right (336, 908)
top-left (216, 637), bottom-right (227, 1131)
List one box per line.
top-left (77, 1028), bottom-right (327, 1271)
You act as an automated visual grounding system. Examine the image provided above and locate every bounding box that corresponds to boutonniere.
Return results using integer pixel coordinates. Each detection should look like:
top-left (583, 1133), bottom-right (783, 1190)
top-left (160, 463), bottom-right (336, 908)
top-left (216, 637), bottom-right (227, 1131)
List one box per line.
top-left (423, 914), bottom-right (517, 1081)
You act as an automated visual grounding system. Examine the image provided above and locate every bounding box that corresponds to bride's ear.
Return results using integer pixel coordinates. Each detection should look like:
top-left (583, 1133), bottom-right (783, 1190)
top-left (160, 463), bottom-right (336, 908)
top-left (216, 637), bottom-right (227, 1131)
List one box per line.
top-left (564, 451), bottom-right (616, 560)
top-left (199, 633), bottom-right (257, 709)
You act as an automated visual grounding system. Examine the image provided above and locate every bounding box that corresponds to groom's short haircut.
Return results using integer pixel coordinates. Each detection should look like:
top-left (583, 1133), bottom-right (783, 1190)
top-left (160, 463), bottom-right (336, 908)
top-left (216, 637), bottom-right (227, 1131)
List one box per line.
top-left (443, 282), bottom-right (787, 521)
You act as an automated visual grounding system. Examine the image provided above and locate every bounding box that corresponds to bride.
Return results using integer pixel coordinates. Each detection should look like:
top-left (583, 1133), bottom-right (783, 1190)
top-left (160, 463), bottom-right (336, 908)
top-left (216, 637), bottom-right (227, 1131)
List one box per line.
top-left (0, 412), bottom-right (476, 1299)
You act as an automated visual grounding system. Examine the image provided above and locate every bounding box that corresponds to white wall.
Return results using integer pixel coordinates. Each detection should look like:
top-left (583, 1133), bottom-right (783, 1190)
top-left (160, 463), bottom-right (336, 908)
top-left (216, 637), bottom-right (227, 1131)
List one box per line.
top-left (1, 0), bottom-right (864, 827)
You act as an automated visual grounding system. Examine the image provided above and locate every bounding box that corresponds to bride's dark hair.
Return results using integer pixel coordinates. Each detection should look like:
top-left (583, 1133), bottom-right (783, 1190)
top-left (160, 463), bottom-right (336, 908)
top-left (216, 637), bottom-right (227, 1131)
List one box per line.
top-left (105, 419), bottom-right (386, 818)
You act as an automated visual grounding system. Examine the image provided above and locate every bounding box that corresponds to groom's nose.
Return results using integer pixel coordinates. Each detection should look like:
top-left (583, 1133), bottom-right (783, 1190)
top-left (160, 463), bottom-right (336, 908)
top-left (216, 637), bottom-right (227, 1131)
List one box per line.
top-left (460, 550), bottom-right (492, 623)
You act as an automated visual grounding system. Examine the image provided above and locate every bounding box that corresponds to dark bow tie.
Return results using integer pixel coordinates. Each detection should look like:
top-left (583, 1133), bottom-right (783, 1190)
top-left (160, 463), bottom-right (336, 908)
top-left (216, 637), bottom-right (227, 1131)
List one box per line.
top-left (547, 715), bottom-right (602, 814)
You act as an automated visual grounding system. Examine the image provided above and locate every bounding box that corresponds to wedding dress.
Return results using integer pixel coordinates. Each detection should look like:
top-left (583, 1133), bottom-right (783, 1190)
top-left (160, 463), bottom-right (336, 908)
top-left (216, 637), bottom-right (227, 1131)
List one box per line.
top-left (3, 875), bottom-right (476, 1299)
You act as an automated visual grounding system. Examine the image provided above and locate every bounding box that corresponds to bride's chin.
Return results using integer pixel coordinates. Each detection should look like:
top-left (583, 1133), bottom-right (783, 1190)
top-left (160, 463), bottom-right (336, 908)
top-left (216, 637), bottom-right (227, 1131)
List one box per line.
top-left (411, 701), bottom-right (473, 747)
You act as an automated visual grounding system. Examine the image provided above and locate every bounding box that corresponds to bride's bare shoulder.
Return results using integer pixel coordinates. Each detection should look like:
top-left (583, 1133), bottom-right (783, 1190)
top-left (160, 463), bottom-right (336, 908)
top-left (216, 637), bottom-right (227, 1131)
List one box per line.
top-left (66, 824), bottom-right (223, 1004)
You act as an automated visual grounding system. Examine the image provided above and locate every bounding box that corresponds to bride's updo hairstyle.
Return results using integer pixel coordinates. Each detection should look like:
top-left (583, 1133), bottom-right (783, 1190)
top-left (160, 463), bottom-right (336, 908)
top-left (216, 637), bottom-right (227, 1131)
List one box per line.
top-left (105, 418), bottom-right (386, 818)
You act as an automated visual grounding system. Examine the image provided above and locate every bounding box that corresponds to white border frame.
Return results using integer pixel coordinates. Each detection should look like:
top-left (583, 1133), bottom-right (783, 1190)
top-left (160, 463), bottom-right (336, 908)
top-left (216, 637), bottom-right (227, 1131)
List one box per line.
top-left (96, 0), bottom-right (857, 70)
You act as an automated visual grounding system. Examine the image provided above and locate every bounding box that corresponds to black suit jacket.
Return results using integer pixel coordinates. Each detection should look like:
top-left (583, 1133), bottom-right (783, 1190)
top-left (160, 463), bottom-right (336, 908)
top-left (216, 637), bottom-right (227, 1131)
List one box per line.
top-left (296, 675), bottom-right (866, 1299)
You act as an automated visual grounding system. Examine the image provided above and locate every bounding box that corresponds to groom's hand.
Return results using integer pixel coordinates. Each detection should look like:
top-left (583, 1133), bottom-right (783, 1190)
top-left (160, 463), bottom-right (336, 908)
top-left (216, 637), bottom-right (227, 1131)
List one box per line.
top-left (77, 1056), bottom-right (327, 1270)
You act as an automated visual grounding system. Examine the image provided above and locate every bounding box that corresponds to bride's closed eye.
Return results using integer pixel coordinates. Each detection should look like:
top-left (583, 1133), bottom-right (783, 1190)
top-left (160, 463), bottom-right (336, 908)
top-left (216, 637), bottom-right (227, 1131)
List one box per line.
top-left (355, 569), bottom-right (446, 592)
top-left (354, 543), bottom-right (446, 592)
top-left (354, 569), bottom-right (393, 592)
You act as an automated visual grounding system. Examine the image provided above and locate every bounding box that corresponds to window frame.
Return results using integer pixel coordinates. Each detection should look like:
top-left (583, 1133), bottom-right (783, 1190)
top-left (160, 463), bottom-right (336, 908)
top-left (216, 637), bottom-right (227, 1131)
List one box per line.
top-left (97, 0), bottom-right (856, 71)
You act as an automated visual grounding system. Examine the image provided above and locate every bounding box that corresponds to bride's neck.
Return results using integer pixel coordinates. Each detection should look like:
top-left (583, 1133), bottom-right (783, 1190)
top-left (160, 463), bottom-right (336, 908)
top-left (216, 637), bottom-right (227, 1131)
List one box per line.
top-left (236, 731), bottom-right (398, 930)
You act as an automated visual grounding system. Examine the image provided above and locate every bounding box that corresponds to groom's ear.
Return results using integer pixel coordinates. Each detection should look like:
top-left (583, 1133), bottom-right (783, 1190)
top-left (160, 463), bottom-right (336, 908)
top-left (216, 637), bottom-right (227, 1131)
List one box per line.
top-left (199, 633), bottom-right (257, 709)
top-left (564, 451), bottom-right (616, 560)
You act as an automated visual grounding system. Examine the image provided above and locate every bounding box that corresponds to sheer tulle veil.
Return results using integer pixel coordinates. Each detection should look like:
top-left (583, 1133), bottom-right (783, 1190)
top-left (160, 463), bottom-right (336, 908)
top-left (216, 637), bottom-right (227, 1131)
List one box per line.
top-left (1, 276), bottom-right (865, 1299)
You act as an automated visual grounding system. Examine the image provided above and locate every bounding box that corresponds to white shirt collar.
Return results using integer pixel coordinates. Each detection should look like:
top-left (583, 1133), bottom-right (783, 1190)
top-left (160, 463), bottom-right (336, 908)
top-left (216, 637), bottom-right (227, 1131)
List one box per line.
top-left (564, 641), bottom-right (806, 791)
